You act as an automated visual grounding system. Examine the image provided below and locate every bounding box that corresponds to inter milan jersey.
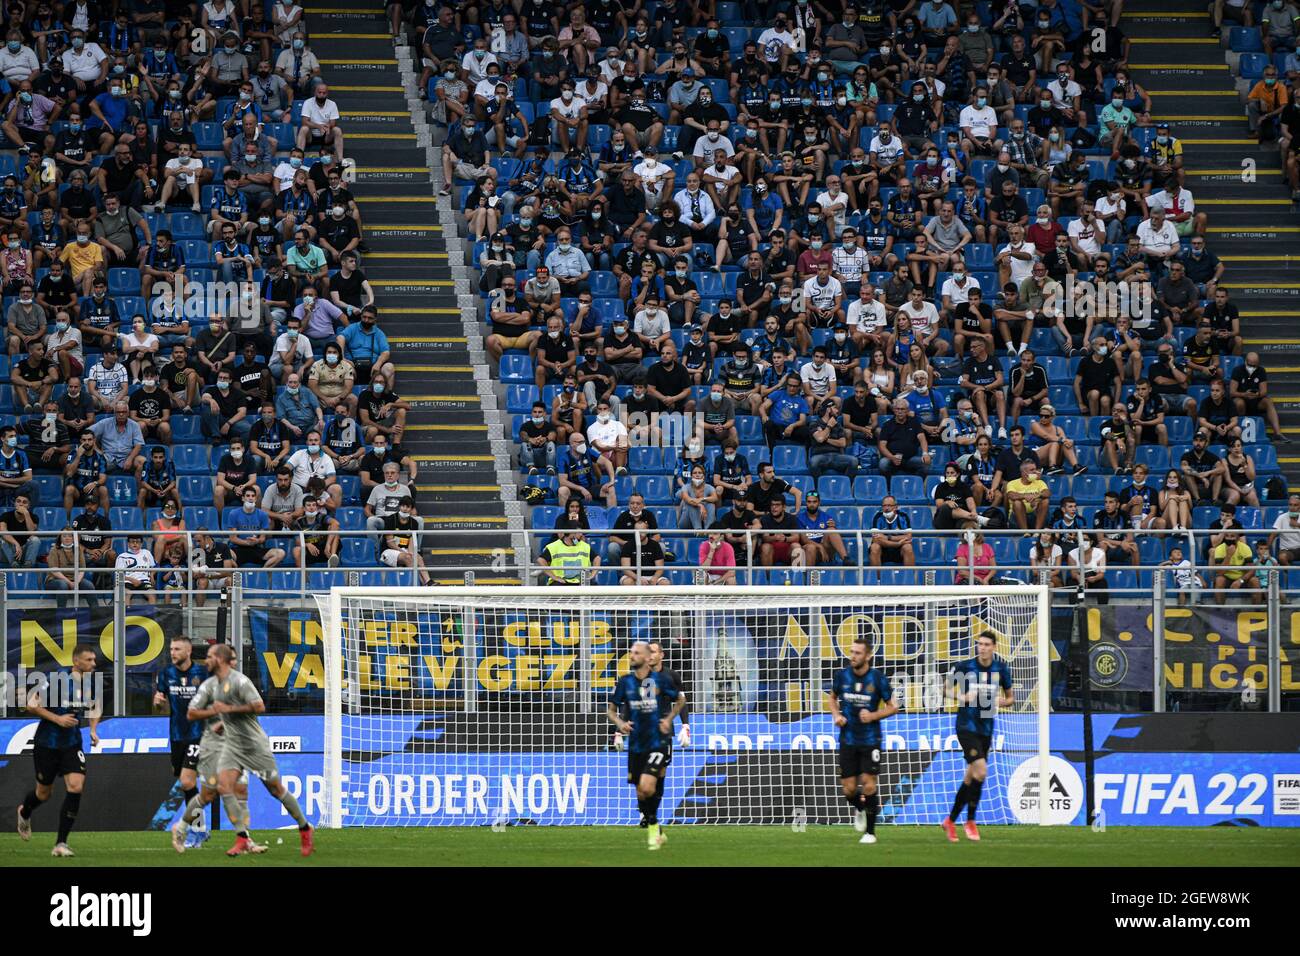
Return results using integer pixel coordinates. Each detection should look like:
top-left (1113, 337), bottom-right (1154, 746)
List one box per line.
top-left (156, 662), bottom-right (209, 742)
top-left (32, 670), bottom-right (97, 750)
top-left (611, 669), bottom-right (679, 753)
top-left (832, 666), bottom-right (893, 748)
top-left (947, 656), bottom-right (1013, 737)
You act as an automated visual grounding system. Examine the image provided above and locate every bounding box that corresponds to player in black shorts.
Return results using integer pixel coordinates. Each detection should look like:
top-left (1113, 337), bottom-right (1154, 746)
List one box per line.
top-left (830, 637), bottom-right (898, 844)
top-left (943, 631), bottom-right (1014, 843)
top-left (154, 635), bottom-right (210, 846)
top-left (609, 641), bottom-right (684, 851)
top-left (17, 643), bottom-right (100, 857)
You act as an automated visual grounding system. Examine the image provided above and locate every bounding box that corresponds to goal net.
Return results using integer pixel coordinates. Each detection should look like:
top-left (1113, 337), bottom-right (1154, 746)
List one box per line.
top-left (318, 585), bottom-right (1051, 828)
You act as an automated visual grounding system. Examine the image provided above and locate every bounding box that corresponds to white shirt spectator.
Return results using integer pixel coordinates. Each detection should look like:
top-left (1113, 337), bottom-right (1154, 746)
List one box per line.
top-left (673, 187), bottom-right (716, 228)
top-left (940, 273), bottom-right (975, 305)
top-left (998, 239), bottom-right (1037, 285)
top-left (867, 133), bottom-right (906, 166)
top-left (800, 359), bottom-right (835, 398)
top-left (287, 447), bottom-right (337, 488)
top-left (1147, 187), bottom-right (1196, 218)
top-left (276, 45), bottom-right (321, 82)
top-left (549, 93), bottom-right (585, 123)
top-left (847, 297), bottom-right (887, 333)
top-left (272, 159), bottom-right (301, 193)
top-left (1067, 216), bottom-right (1103, 257)
top-left (756, 27), bottom-right (795, 62)
top-left (1136, 216), bottom-right (1180, 257)
top-left (115, 546), bottom-right (157, 585)
top-left (1272, 512), bottom-right (1300, 552)
top-left (704, 162), bottom-right (741, 190)
top-left (633, 158), bottom-right (672, 205)
top-left (1047, 77), bottom-right (1082, 112)
top-left (633, 307), bottom-right (671, 342)
top-left (300, 95), bottom-right (341, 129)
top-left (691, 132), bottom-right (735, 166)
top-left (831, 244), bottom-right (869, 282)
top-left (958, 103), bottom-right (998, 139)
top-left (45, 326), bottom-right (83, 365)
top-left (899, 299), bottom-right (941, 337)
top-left (273, 330), bottom-right (314, 363)
top-left (473, 77), bottom-right (502, 101)
top-left (0, 44), bottom-right (39, 84)
top-left (461, 49), bottom-right (498, 84)
top-left (86, 359), bottom-right (129, 401)
top-left (1169, 557), bottom-right (1198, 590)
top-left (1094, 192), bottom-right (1127, 225)
top-left (586, 415), bottom-right (628, 450)
top-left (1068, 545), bottom-right (1106, 578)
top-left (60, 42), bottom-right (107, 82)
top-left (815, 188), bottom-right (851, 234)
top-left (165, 155), bottom-right (204, 187)
top-left (575, 78), bottom-right (608, 108)
top-left (802, 274), bottom-right (843, 311)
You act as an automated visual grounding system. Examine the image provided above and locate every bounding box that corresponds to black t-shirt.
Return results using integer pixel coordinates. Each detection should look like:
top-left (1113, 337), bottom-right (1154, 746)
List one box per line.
top-left (539, 332), bottom-right (575, 365)
top-left (990, 195), bottom-right (1029, 225)
top-left (622, 392), bottom-right (662, 419)
top-left (962, 356), bottom-right (1000, 387)
top-left (71, 511), bottom-right (111, 550)
top-left (934, 478), bottom-right (973, 508)
top-left (1011, 363), bottom-right (1048, 398)
top-left (616, 102), bottom-right (660, 132)
top-left (1076, 355), bottom-right (1118, 393)
top-left (649, 218), bottom-right (689, 251)
top-left (626, 537), bottom-right (665, 569)
top-left (331, 269), bottom-right (367, 309)
top-left (215, 452), bottom-right (255, 487)
top-left (759, 512), bottom-right (799, 535)
top-left (995, 445), bottom-right (1039, 480)
top-left (37, 272), bottom-right (76, 305)
top-left (128, 387), bottom-right (167, 420)
top-left (879, 417), bottom-right (922, 458)
top-left (747, 478), bottom-right (792, 515)
top-left (203, 541), bottom-right (235, 567)
top-left (1231, 364), bottom-right (1266, 396)
top-left (1147, 357), bottom-right (1186, 397)
top-left (1181, 448), bottom-right (1221, 474)
top-left (645, 360), bottom-right (690, 400)
top-left (204, 384), bottom-right (247, 419)
top-left (358, 388), bottom-right (402, 423)
top-left (1199, 396), bottom-right (1235, 426)
top-left (360, 448), bottom-right (403, 485)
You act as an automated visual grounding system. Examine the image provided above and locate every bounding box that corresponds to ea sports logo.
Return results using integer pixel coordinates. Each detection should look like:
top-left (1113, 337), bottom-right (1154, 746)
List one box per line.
top-left (1089, 641), bottom-right (1129, 689)
top-left (1008, 756), bottom-right (1084, 825)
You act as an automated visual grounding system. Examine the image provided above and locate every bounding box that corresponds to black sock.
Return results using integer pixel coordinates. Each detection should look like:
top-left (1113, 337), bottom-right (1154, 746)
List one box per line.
top-left (966, 780), bottom-right (983, 822)
top-left (865, 792), bottom-right (880, 834)
top-left (949, 783), bottom-right (969, 821)
top-left (844, 791), bottom-right (860, 809)
top-left (636, 798), bottom-right (650, 827)
top-left (645, 793), bottom-right (661, 826)
top-left (182, 787), bottom-right (199, 805)
top-left (56, 792), bottom-right (81, 844)
top-left (19, 791), bottom-right (43, 819)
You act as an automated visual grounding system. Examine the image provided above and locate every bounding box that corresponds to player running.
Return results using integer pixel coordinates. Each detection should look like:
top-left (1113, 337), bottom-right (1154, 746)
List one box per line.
top-left (829, 637), bottom-right (898, 845)
top-left (185, 644), bottom-right (315, 857)
top-left (942, 630), bottom-right (1013, 843)
top-left (609, 640), bottom-right (685, 851)
top-left (16, 643), bottom-right (101, 857)
top-left (155, 636), bottom-right (210, 847)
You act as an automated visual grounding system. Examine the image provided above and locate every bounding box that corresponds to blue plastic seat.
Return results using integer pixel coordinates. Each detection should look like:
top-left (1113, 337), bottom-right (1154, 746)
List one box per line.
top-left (499, 354), bottom-right (534, 383)
top-left (853, 474), bottom-right (887, 503)
top-left (817, 475), bottom-right (852, 505)
top-left (174, 444), bottom-right (210, 474)
top-left (890, 474), bottom-right (927, 504)
top-left (179, 475), bottom-right (213, 504)
top-left (773, 445), bottom-right (807, 474)
top-left (108, 268), bottom-right (141, 294)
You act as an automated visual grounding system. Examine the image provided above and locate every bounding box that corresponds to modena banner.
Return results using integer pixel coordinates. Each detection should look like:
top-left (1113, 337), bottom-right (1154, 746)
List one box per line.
top-left (2, 714), bottom-right (1295, 829)
top-left (1083, 604), bottom-right (1299, 693)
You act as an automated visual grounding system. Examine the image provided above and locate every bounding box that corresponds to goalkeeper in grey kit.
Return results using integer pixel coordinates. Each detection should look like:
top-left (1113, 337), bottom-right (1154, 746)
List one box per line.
top-left (175, 644), bottom-right (316, 857)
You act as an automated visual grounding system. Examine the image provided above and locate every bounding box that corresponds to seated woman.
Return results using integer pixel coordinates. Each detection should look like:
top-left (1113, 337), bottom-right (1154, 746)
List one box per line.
top-left (954, 524), bottom-right (996, 586)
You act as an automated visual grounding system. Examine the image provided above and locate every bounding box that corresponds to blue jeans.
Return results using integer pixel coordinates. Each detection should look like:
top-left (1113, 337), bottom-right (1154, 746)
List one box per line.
top-left (201, 406), bottom-right (253, 441)
top-left (810, 452), bottom-right (858, 479)
top-left (518, 441), bottom-right (556, 471)
top-left (269, 354), bottom-right (308, 380)
top-left (0, 538), bottom-right (39, 567)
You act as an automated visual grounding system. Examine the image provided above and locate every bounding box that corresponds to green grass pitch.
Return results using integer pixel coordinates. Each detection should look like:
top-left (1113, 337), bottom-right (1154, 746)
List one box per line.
top-left (2, 826), bottom-right (1298, 866)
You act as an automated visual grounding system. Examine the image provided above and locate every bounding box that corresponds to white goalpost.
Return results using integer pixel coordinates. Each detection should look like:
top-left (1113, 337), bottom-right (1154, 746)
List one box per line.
top-left (318, 585), bottom-right (1052, 828)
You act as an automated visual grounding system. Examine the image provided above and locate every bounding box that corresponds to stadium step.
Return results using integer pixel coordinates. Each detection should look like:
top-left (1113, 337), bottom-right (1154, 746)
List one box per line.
top-left (307, 8), bottom-right (516, 569)
top-left (1120, 3), bottom-right (1300, 487)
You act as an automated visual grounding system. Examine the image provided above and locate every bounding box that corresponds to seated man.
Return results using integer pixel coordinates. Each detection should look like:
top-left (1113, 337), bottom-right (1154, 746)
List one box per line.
top-left (758, 495), bottom-right (805, 568)
top-left (797, 491), bottom-right (848, 566)
top-left (225, 486), bottom-right (287, 568)
top-left (556, 431), bottom-right (617, 509)
top-left (868, 495), bottom-right (914, 566)
top-left (1004, 458), bottom-right (1050, 530)
top-left (876, 398), bottom-right (931, 478)
top-left (618, 517), bottom-right (669, 586)
top-left (21, 401), bottom-right (71, 473)
top-left (1212, 529), bottom-right (1260, 605)
top-left (292, 496), bottom-right (341, 569)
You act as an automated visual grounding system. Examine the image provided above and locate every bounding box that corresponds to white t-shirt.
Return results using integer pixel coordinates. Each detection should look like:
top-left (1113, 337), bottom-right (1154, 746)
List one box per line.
top-left (1095, 193), bottom-right (1127, 223)
top-left (549, 94), bottom-right (584, 122)
top-left (115, 548), bottom-right (156, 585)
top-left (473, 78), bottom-right (503, 101)
top-left (691, 133), bottom-right (735, 166)
top-left (756, 27), bottom-right (795, 62)
top-left (1032, 543), bottom-right (1064, 569)
top-left (958, 104), bottom-right (997, 139)
top-left (633, 159), bottom-right (671, 204)
top-left (703, 163), bottom-right (740, 189)
top-left (1169, 558), bottom-right (1198, 590)
top-left (815, 189), bottom-right (850, 234)
top-left (587, 417), bottom-right (628, 449)
top-left (575, 79), bottom-right (608, 108)
top-left (1067, 216), bottom-right (1102, 256)
top-left (998, 241), bottom-right (1036, 285)
top-left (1147, 188), bottom-right (1195, 217)
top-left (1048, 78), bottom-right (1082, 112)
top-left (802, 275), bottom-right (843, 311)
top-left (1068, 546), bottom-right (1106, 577)
top-left (300, 96), bottom-right (341, 127)
top-left (165, 156), bottom-right (204, 187)
top-left (272, 160), bottom-right (302, 193)
top-left (273, 331), bottom-right (314, 362)
top-left (288, 448), bottom-right (337, 487)
top-left (899, 299), bottom-right (940, 336)
top-left (868, 134), bottom-right (905, 166)
top-left (60, 43), bottom-right (107, 81)
top-left (1272, 513), bottom-right (1300, 551)
top-left (460, 50), bottom-right (499, 84)
top-left (800, 360), bottom-right (835, 398)
top-left (847, 298), bottom-right (887, 333)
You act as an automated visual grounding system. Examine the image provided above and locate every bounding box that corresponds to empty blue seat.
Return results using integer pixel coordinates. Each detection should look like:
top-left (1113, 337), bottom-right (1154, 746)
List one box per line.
top-left (193, 122), bottom-right (223, 150)
top-left (109, 506), bottom-right (144, 530)
top-left (890, 474), bottom-right (927, 504)
top-left (184, 506), bottom-right (218, 528)
top-left (341, 537), bottom-right (374, 566)
top-left (637, 475), bottom-right (672, 504)
top-left (773, 445), bottom-right (807, 474)
top-left (173, 444), bottom-right (209, 474)
top-left (853, 474), bottom-right (887, 503)
top-left (108, 268), bottom-right (141, 294)
top-left (33, 474), bottom-right (62, 505)
top-left (817, 475), bottom-right (852, 504)
top-left (168, 211), bottom-right (206, 239)
top-left (629, 446), bottom-right (665, 475)
top-left (736, 416), bottom-right (761, 444)
top-left (499, 354), bottom-right (533, 383)
top-left (179, 475), bottom-right (213, 504)
top-left (171, 415), bottom-right (201, 442)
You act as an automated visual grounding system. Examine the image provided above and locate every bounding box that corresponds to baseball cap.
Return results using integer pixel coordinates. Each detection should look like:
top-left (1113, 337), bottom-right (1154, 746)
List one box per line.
top-left (681, 68), bottom-right (695, 77)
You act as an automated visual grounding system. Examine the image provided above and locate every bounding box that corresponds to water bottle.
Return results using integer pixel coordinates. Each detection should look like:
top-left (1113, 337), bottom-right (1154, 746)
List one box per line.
top-left (791, 807), bottom-right (807, 833)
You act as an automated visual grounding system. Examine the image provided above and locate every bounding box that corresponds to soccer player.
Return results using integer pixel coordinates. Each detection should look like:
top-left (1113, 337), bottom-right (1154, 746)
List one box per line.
top-left (184, 644), bottom-right (315, 857)
top-left (154, 636), bottom-right (209, 847)
top-left (829, 637), bottom-right (898, 845)
top-left (647, 639), bottom-right (691, 748)
top-left (16, 643), bottom-right (101, 857)
top-left (608, 640), bottom-right (684, 851)
top-left (942, 630), bottom-right (1013, 842)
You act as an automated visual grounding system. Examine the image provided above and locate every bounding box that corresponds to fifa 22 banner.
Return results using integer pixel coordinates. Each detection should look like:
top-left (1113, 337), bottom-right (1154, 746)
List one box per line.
top-left (1083, 605), bottom-right (1299, 694)
top-left (3, 605), bottom-right (182, 674)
